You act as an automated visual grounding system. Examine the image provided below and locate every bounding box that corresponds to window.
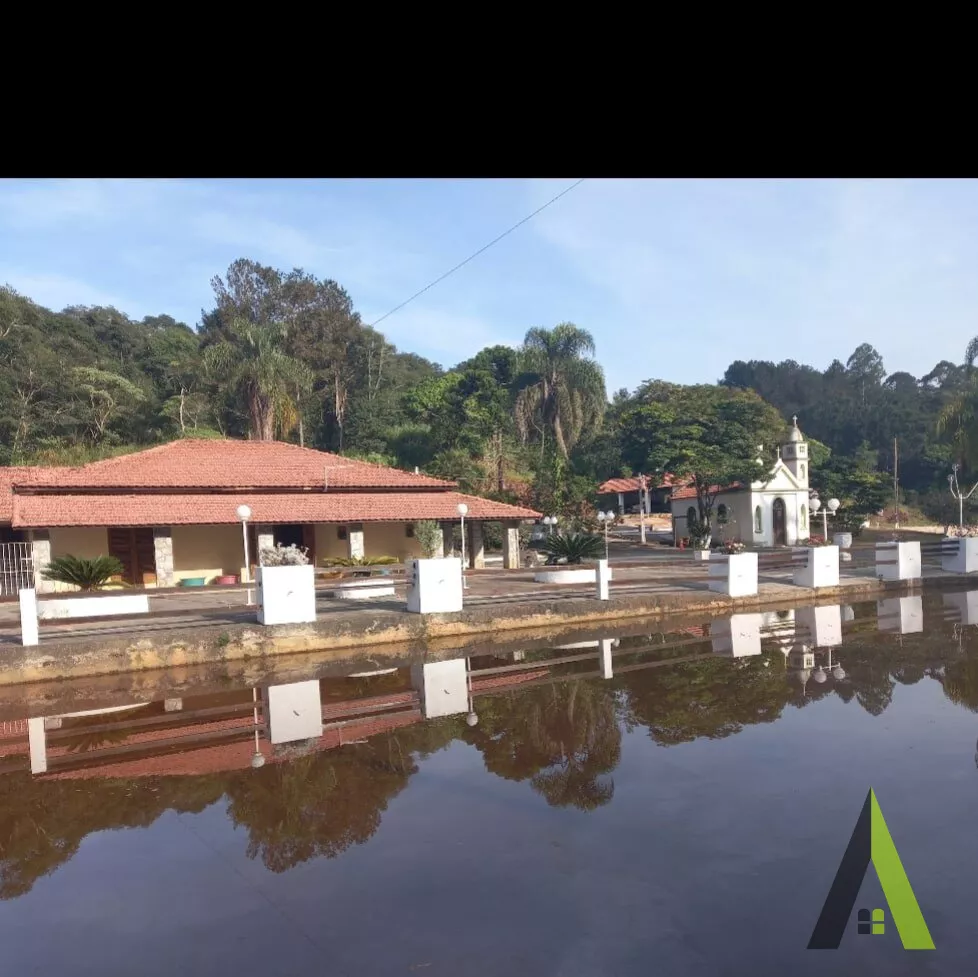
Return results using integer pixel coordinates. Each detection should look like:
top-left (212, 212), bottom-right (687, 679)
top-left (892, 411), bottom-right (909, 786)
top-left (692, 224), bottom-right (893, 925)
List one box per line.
top-left (405, 524), bottom-right (415, 538)
top-left (717, 504), bottom-right (728, 525)
top-left (754, 505), bottom-right (763, 533)
top-left (337, 527), bottom-right (348, 541)
top-left (800, 504), bottom-right (808, 530)
top-left (799, 463), bottom-right (806, 480)
top-left (687, 506), bottom-right (697, 527)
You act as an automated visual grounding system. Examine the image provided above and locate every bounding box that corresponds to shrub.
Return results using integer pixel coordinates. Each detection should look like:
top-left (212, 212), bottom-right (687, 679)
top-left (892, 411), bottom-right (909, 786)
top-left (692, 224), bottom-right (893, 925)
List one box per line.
top-left (723, 539), bottom-right (746, 554)
top-left (542, 531), bottom-right (603, 565)
top-left (260, 543), bottom-right (310, 566)
top-left (320, 555), bottom-right (398, 567)
top-left (41, 555), bottom-right (125, 591)
top-left (947, 525), bottom-right (978, 538)
top-left (413, 520), bottom-right (443, 558)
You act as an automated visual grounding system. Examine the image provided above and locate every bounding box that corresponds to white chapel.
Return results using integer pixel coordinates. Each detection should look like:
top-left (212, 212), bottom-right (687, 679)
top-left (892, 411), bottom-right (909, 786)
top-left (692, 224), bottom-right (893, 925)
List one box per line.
top-left (670, 416), bottom-right (813, 547)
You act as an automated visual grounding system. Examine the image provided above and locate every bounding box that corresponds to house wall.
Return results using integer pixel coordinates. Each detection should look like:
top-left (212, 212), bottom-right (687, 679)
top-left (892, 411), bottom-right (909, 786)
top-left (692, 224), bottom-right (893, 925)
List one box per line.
top-left (171, 525), bottom-right (244, 583)
top-left (314, 524), bottom-right (348, 564)
top-left (365, 522), bottom-right (422, 561)
top-left (44, 528), bottom-right (111, 593)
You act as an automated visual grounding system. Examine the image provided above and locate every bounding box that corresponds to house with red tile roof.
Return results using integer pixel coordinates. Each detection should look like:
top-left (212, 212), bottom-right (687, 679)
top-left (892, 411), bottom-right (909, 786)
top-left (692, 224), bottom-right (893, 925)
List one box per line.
top-left (597, 473), bottom-right (681, 515)
top-left (0, 439), bottom-right (539, 592)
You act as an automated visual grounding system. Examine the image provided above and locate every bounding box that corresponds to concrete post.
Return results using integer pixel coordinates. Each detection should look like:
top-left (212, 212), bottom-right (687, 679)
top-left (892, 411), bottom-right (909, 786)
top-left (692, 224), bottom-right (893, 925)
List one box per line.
top-left (30, 530), bottom-right (52, 593)
top-left (256, 525), bottom-right (275, 563)
top-left (502, 521), bottom-right (521, 570)
top-left (347, 524), bottom-right (365, 560)
top-left (618, 492), bottom-right (625, 515)
top-left (596, 559), bottom-right (611, 600)
top-left (468, 521), bottom-right (485, 569)
top-left (431, 525), bottom-right (445, 559)
top-left (152, 527), bottom-right (174, 588)
top-left (440, 522), bottom-right (456, 558)
top-left (19, 588), bottom-right (38, 646)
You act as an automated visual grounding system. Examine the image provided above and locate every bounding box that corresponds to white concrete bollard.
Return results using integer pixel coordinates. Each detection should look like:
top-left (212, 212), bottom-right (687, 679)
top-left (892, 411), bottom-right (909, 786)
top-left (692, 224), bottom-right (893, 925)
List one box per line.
top-left (595, 559), bottom-right (611, 601)
top-left (875, 541), bottom-right (922, 582)
top-left (793, 546), bottom-right (840, 589)
top-left (406, 558), bottom-right (463, 614)
top-left (708, 552), bottom-right (758, 597)
top-left (19, 588), bottom-right (38, 647)
top-left (942, 537), bottom-right (978, 574)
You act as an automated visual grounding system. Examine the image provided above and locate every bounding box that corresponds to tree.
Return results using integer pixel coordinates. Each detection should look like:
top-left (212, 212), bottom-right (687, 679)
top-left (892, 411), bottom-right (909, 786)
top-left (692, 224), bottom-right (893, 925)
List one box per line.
top-left (620, 382), bottom-right (786, 533)
top-left (515, 323), bottom-right (606, 458)
top-left (938, 336), bottom-right (978, 471)
top-left (203, 319), bottom-right (312, 441)
top-left (71, 366), bottom-right (146, 443)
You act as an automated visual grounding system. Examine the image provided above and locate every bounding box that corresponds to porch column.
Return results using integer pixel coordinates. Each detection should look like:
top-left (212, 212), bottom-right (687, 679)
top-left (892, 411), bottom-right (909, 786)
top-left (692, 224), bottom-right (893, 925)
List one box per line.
top-left (29, 530), bottom-right (52, 594)
top-left (431, 525), bottom-right (445, 559)
top-left (347, 523), bottom-right (365, 560)
top-left (467, 521), bottom-right (485, 569)
top-left (502, 521), bottom-right (521, 569)
top-left (440, 521), bottom-right (457, 558)
top-left (152, 527), bottom-right (174, 588)
top-left (256, 525), bottom-right (275, 563)
top-left (618, 492), bottom-right (625, 515)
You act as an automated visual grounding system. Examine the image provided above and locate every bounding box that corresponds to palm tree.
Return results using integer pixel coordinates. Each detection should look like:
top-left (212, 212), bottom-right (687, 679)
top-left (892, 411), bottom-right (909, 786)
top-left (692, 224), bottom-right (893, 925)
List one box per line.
top-left (938, 336), bottom-right (978, 468)
top-left (203, 318), bottom-right (313, 441)
top-left (515, 323), bottom-right (606, 458)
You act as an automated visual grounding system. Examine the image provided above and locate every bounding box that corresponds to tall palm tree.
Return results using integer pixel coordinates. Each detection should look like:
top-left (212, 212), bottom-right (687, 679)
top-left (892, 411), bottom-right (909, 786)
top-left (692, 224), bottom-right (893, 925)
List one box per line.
top-left (938, 336), bottom-right (978, 467)
top-left (203, 318), bottom-right (313, 441)
top-left (515, 323), bottom-right (607, 458)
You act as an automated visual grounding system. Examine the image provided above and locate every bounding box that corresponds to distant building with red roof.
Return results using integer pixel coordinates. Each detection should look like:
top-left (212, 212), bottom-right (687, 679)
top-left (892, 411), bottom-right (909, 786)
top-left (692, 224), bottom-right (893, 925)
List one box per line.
top-left (597, 473), bottom-right (681, 515)
top-left (1, 439), bottom-right (539, 592)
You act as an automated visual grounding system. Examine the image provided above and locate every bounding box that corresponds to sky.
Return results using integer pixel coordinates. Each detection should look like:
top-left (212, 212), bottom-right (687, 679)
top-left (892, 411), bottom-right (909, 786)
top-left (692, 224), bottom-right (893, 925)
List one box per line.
top-left (1, 178), bottom-right (976, 393)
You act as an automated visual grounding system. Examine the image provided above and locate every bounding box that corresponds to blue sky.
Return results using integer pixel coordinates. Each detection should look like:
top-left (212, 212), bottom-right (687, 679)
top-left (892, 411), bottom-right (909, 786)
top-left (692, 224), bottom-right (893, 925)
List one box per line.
top-left (1, 178), bottom-right (975, 392)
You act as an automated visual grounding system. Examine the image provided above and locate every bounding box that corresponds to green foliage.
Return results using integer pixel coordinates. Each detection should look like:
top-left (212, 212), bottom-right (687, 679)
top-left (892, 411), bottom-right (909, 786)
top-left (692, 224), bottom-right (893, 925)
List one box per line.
top-left (620, 382), bottom-right (785, 532)
top-left (413, 520), bottom-right (442, 559)
top-left (40, 555), bottom-right (125, 591)
top-left (542, 530), bottom-right (603, 565)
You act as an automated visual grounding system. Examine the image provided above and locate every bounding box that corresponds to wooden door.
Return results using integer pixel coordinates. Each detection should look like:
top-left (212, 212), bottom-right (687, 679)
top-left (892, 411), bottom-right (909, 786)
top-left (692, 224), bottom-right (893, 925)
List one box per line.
top-left (302, 525), bottom-right (316, 565)
top-left (773, 498), bottom-right (787, 546)
top-left (108, 528), bottom-right (156, 585)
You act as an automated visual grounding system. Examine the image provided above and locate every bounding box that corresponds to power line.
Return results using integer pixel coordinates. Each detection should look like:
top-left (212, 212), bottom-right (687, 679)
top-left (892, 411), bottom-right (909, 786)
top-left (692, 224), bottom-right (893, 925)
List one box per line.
top-left (369, 178), bottom-right (586, 329)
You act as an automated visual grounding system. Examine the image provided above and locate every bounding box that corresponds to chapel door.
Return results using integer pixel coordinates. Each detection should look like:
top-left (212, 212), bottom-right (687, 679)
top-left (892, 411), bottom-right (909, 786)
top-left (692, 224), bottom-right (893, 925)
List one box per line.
top-left (772, 498), bottom-right (787, 546)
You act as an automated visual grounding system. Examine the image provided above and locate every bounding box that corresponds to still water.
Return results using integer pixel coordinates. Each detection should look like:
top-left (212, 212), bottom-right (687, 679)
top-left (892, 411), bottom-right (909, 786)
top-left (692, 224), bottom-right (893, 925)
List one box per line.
top-left (2, 591), bottom-right (978, 975)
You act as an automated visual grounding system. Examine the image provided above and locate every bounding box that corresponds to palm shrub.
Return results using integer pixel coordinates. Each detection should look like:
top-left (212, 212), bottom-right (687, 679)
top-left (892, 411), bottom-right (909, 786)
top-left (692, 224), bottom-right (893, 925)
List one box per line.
top-left (41, 555), bottom-right (125, 591)
top-left (320, 555), bottom-right (398, 567)
top-left (542, 531), bottom-right (603, 565)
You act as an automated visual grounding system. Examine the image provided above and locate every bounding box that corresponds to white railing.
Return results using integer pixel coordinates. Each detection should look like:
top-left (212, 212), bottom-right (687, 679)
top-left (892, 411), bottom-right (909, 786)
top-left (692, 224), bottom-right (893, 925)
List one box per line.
top-left (0, 542), bottom-right (33, 597)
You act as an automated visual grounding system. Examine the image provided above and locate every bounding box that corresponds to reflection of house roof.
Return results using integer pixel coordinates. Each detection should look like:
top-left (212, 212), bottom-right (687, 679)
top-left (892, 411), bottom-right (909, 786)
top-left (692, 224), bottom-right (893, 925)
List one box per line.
top-left (599, 474), bottom-right (681, 494)
top-left (4, 440), bottom-right (542, 527)
top-left (12, 490), bottom-right (539, 528)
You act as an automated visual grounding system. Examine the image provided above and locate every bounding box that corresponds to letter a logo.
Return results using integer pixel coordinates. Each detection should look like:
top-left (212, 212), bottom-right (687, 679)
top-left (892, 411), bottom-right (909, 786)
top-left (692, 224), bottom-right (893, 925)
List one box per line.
top-left (808, 788), bottom-right (934, 950)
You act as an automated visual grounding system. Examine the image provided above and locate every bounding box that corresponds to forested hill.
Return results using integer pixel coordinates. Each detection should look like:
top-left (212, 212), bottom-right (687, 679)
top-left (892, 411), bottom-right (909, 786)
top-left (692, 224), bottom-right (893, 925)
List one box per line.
top-left (1, 257), bottom-right (973, 524)
top-left (722, 343), bottom-right (964, 513)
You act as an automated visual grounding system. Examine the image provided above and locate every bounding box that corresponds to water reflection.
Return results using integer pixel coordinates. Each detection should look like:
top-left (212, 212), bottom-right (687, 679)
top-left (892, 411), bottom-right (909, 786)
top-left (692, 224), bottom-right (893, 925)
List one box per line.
top-left (5, 588), bottom-right (978, 906)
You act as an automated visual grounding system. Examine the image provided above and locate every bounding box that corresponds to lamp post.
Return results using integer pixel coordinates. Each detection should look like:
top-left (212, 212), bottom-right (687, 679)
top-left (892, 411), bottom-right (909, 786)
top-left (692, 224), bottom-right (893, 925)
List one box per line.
top-left (237, 504), bottom-right (253, 606)
top-left (811, 648), bottom-right (846, 684)
top-left (949, 464), bottom-right (978, 529)
top-left (250, 686), bottom-right (264, 768)
top-left (809, 495), bottom-right (839, 539)
top-left (457, 503), bottom-right (468, 591)
top-left (543, 515), bottom-right (558, 536)
top-left (597, 510), bottom-right (614, 560)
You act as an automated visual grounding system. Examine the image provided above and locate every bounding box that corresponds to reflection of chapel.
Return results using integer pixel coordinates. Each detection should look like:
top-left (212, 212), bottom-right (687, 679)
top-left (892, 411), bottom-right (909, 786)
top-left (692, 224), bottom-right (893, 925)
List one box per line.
top-left (670, 416), bottom-right (812, 547)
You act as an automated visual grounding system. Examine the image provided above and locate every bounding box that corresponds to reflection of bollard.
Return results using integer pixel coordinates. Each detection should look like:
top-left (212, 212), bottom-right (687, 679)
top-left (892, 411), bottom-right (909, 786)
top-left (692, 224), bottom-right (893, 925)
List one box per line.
top-left (599, 638), bottom-right (614, 678)
top-left (19, 589), bottom-right (38, 647)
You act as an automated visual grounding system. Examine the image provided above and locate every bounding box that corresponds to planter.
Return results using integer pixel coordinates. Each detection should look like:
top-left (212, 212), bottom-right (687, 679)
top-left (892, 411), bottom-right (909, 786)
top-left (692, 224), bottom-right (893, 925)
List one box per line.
top-left (693, 550), bottom-right (711, 562)
top-left (214, 574), bottom-right (238, 586)
top-left (533, 566), bottom-right (612, 585)
top-left (833, 532), bottom-right (853, 550)
top-left (708, 552), bottom-right (758, 598)
top-left (180, 577), bottom-right (206, 587)
top-left (875, 541), bottom-right (921, 582)
top-left (331, 579), bottom-right (397, 600)
top-left (943, 536), bottom-right (978, 574)
top-left (256, 564), bottom-right (316, 625)
top-left (792, 545), bottom-right (840, 589)
top-left (406, 557), bottom-right (463, 614)
top-left (37, 593), bottom-right (150, 621)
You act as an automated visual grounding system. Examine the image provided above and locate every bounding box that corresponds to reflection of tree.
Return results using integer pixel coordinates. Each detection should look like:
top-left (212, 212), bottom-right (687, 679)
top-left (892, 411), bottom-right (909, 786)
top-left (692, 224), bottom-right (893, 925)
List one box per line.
top-left (941, 659), bottom-right (978, 713)
top-left (0, 773), bottom-right (224, 900)
top-left (465, 682), bottom-right (621, 811)
top-left (226, 720), bottom-right (459, 873)
top-left (622, 651), bottom-right (790, 746)
top-left (58, 715), bottom-right (133, 753)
